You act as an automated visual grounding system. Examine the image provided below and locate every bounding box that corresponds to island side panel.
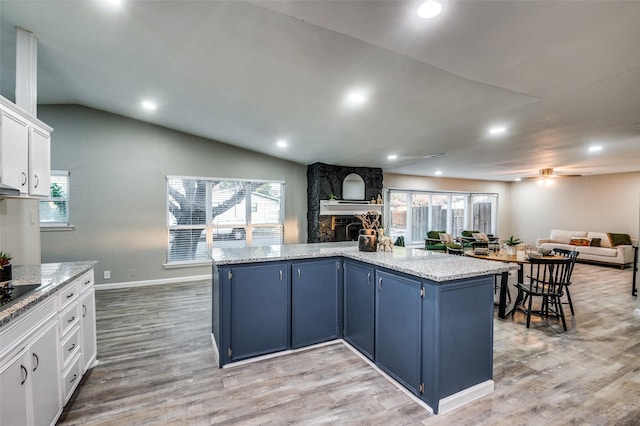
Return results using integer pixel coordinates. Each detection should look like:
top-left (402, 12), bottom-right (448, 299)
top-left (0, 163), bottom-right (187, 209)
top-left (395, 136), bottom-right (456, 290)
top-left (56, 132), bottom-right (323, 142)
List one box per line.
top-left (422, 275), bottom-right (494, 413)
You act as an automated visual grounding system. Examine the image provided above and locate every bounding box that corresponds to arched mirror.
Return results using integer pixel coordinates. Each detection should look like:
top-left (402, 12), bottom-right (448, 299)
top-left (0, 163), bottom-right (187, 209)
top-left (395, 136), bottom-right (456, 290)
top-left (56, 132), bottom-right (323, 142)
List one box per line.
top-left (342, 173), bottom-right (365, 200)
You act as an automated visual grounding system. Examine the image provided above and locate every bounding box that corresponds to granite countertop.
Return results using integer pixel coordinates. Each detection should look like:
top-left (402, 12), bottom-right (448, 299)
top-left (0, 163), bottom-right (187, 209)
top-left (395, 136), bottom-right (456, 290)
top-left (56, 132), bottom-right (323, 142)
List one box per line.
top-left (211, 242), bottom-right (518, 282)
top-left (1, 261), bottom-right (98, 328)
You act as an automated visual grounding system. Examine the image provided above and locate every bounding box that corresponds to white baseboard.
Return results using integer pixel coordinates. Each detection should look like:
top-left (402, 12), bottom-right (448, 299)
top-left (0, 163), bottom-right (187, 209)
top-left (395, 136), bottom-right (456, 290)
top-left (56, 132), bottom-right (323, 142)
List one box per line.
top-left (437, 380), bottom-right (495, 414)
top-left (95, 274), bottom-right (210, 290)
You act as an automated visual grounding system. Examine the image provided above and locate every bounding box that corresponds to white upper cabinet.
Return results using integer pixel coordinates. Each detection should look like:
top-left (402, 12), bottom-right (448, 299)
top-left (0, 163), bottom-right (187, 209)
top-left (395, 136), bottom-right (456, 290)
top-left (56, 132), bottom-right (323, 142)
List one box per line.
top-left (0, 96), bottom-right (52, 198)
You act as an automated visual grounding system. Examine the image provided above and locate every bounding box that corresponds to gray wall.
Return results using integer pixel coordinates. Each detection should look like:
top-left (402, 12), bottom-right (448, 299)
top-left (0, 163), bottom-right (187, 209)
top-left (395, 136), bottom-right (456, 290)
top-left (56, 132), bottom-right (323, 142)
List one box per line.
top-left (38, 105), bottom-right (308, 285)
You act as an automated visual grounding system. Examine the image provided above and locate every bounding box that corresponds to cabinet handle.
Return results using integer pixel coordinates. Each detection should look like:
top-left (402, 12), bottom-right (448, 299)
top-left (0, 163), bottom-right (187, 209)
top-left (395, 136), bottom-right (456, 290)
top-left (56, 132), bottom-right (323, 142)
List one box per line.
top-left (68, 316), bottom-right (76, 323)
top-left (32, 353), bottom-right (39, 371)
top-left (367, 272), bottom-right (371, 284)
top-left (84, 280), bottom-right (91, 285)
top-left (378, 277), bottom-right (383, 290)
top-left (21, 172), bottom-right (27, 186)
top-left (20, 365), bottom-right (28, 385)
top-left (34, 174), bottom-right (39, 188)
top-left (297, 268), bottom-right (301, 279)
top-left (67, 292), bottom-right (74, 299)
top-left (69, 374), bottom-right (78, 384)
top-left (279, 270), bottom-right (283, 281)
top-left (68, 343), bottom-right (76, 352)
top-left (83, 304), bottom-right (87, 317)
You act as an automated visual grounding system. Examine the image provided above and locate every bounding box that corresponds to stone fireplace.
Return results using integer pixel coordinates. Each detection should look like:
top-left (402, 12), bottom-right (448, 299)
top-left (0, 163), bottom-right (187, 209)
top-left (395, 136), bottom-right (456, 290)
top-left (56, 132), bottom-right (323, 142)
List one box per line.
top-left (307, 162), bottom-right (383, 243)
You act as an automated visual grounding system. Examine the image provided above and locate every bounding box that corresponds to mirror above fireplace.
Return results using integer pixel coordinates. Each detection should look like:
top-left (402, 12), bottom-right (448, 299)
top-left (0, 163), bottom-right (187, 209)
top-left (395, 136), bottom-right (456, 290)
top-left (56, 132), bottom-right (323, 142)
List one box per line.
top-left (342, 173), bottom-right (365, 200)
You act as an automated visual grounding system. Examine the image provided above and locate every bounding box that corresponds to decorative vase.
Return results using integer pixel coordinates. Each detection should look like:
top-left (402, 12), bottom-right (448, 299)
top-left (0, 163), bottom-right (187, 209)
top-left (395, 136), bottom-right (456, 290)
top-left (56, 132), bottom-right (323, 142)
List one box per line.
top-left (505, 246), bottom-right (517, 256)
top-left (358, 229), bottom-right (378, 252)
top-left (0, 264), bottom-right (12, 282)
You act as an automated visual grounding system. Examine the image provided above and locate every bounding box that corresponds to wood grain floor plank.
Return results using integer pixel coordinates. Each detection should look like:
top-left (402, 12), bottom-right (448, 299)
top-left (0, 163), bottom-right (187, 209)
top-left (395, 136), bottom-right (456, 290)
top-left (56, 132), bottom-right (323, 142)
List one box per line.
top-left (58, 264), bottom-right (640, 425)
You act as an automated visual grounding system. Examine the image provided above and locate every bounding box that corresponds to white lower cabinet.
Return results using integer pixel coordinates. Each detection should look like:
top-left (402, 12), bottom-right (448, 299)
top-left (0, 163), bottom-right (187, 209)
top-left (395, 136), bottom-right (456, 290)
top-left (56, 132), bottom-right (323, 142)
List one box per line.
top-left (0, 267), bottom-right (96, 425)
top-left (0, 313), bottom-right (61, 426)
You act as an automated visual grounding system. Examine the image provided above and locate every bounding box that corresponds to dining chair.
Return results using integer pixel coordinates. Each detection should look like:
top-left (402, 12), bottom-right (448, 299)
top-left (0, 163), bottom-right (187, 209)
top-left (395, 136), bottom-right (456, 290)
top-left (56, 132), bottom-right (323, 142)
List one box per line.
top-left (552, 248), bottom-right (579, 315)
top-left (512, 257), bottom-right (572, 331)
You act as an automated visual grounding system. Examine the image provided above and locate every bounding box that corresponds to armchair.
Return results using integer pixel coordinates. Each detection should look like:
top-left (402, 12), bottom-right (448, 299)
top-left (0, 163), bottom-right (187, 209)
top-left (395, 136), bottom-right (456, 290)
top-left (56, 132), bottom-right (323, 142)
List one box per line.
top-left (425, 230), bottom-right (462, 252)
top-left (458, 230), bottom-right (498, 248)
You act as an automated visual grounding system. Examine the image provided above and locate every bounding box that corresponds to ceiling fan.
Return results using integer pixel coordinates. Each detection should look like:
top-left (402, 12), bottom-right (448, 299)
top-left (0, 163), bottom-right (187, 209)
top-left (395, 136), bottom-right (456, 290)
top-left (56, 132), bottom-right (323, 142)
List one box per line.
top-left (519, 168), bottom-right (581, 183)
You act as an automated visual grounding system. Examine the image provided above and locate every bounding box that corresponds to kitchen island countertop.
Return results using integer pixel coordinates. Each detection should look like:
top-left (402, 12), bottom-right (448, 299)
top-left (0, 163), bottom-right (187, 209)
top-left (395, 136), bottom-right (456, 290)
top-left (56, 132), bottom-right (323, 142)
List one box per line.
top-left (211, 242), bottom-right (517, 282)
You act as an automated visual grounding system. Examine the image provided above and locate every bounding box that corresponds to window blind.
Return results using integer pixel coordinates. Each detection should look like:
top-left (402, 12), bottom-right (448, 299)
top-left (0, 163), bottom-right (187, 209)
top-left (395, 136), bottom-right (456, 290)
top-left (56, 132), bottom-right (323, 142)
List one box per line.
top-left (40, 170), bottom-right (70, 226)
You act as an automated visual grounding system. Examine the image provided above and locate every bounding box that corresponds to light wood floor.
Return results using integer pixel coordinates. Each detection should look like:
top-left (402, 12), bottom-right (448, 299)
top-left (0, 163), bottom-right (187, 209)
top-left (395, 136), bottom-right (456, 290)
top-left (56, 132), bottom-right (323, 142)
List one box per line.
top-left (58, 263), bottom-right (640, 425)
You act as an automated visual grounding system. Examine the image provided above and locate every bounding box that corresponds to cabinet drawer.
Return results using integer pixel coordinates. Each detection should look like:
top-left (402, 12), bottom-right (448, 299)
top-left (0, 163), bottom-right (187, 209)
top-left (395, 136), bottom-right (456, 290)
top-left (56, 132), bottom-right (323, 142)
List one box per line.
top-left (60, 325), bottom-right (81, 367)
top-left (58, 281), bottom-right (79, 309)
top-left (0, 297), bottom-right (56, 359)
top-left (61, 352), bottom-right (82, 404)
top-left (78, 270), bottom-right (95, 294)
top-left (59, 303), bottom-right (80, 336)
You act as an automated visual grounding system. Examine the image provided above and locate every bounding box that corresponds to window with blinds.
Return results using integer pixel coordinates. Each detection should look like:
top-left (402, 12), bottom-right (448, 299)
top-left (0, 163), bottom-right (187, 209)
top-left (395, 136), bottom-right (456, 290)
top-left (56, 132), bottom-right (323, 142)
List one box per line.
top-left (167, 176), bottom-right (285, 265)
top-left (40, 170), bottom-right (70, 227)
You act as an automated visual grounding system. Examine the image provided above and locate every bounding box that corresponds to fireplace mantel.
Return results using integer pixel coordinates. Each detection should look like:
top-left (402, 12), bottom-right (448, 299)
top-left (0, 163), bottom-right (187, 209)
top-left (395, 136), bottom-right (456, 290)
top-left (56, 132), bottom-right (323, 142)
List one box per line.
top-left (319, 200), bottom-right (383, 216)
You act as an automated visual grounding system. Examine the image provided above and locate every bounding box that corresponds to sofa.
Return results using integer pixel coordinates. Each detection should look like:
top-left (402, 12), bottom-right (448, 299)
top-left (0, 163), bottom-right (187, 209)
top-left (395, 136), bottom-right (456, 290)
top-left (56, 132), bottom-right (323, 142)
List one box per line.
top-left (536, 229), bottom-right (636, 268)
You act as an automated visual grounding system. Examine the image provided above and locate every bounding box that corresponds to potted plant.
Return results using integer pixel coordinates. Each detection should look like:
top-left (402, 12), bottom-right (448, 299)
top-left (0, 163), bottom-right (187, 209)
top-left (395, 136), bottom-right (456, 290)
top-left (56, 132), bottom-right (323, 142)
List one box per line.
top-left (503, 236), bottom-right (521, 256)
top-left (0, 251), bottom-right (12, 282)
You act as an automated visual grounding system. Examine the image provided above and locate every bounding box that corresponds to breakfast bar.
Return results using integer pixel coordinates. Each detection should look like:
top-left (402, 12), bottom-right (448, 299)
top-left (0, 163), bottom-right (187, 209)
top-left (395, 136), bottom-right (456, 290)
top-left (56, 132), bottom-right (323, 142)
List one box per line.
top-left (211, 243), bottom-right (517, 414)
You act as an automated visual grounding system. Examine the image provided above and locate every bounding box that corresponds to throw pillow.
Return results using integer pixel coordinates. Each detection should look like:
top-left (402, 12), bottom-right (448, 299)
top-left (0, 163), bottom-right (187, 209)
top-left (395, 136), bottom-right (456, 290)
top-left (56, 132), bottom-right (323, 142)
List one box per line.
top-left (607, 233), bottom-right (633, 246)
top-left (569, 237), bottom-right (591, 246)
top-left (439, 233), bottom-right (454, 244)
top-left (472, 232), bottom-right (489, 242)
top-left (590, 238), bottom-right (601, 247)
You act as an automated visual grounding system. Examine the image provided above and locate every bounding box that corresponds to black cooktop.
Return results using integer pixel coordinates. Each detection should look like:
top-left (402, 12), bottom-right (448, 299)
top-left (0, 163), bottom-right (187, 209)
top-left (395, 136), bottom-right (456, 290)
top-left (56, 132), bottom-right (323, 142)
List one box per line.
top-left (0, 283), bottom-right (42, 308)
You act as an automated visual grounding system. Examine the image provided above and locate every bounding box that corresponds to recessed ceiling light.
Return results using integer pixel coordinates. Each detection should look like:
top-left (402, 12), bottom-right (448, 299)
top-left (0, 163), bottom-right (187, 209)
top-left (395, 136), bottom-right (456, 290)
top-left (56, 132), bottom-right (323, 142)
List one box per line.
top-left (141, 100), bottom-right (157, 111)
top-left (514, 178), bottom-right (522, 182)
top-left (489, 126), bottom-right (506, 135)
top-left (387, 154), bottom-right (398, 160)
top-left (417, 0), bottom-right (443, 19)
top-left (434, 170), bottom-right (443, 176)
top-left (276, 139), bottom-right (288, 148)
top-left (589, 145), bottom-right (603, 153)
top-left (345, 90), bottom-right (367, 106)
top-left (105, 0), bottom-right (122, 5)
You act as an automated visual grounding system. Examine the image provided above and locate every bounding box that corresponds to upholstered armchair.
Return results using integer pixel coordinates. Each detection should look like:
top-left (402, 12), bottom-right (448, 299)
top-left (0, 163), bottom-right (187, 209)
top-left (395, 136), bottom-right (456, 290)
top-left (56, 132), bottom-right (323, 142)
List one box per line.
top-left (425, 230), bottom-right (462, 252)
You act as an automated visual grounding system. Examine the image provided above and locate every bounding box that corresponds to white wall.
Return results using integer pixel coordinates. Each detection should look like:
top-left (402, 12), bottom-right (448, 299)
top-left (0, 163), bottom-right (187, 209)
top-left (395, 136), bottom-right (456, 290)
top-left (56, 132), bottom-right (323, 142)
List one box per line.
top-left (509, 172), bottom-right (640, 246)
top-left (0, 198), bottom-right (41, 265)
top-left (35, 105), bottom-right (308, 284)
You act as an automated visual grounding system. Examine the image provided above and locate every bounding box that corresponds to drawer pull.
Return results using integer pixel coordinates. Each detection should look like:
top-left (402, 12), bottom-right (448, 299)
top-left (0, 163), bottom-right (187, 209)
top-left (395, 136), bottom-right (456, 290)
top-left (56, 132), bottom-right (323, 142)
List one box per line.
top-left (66, 292), bottom-right (74, 299)
top-left (32, 353), bottom-right (39, 371)
top-left (69, 374), bottom-right (78, 384)
top-left (68, 316), bottom-right (76, 323)
top-left (20, 365), bottom-right (28, 385)
top-left (68, 343), bottom-right (76, 352)
top-left (84, 280), bottom-right (91, 285)
top-left (83, 304), bottom-right (87, 317)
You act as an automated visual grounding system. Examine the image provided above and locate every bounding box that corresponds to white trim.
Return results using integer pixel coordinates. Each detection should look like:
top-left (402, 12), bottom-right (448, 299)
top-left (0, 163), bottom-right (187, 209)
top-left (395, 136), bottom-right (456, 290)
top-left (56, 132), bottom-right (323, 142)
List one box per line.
top-left (95, 274), bottom-right (210, 290)
top-left (437, 380), bottom-right (495, 414)
top-left (221, 340), bottom-right (342, 369)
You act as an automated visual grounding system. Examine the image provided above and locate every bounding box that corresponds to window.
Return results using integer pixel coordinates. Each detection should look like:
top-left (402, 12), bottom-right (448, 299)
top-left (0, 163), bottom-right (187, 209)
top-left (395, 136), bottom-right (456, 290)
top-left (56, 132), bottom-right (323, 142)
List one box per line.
top-left (384, 189), bottom-right (497, 246)
top-left (39, 170), bottom-right (70, 227)
top-left (167, 176), bottom-right (284, 265)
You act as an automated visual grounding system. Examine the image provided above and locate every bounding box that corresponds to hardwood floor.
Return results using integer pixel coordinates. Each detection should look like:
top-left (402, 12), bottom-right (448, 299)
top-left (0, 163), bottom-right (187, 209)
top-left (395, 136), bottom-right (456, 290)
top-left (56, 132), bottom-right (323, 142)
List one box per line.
top-left (58, 263), bottom-right (640, 425)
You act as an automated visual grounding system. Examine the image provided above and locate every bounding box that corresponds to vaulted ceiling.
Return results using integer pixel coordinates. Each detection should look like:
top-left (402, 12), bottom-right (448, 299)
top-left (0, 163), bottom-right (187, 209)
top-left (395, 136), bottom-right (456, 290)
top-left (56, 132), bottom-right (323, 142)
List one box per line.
top-left (1, 0), bottom-right (639, 181)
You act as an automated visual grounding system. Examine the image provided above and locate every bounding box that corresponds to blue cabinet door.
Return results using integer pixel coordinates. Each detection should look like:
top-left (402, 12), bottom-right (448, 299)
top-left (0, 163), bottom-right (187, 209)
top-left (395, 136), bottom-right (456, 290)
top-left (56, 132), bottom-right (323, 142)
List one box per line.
top-left (343, 260), bottom-right (375, 360)
top-left (291, 258), bottom-right (341, 349)
top-left (375, 269), bottom-right (422, 394)
top-left (229, 263), bottom-right (290, 361)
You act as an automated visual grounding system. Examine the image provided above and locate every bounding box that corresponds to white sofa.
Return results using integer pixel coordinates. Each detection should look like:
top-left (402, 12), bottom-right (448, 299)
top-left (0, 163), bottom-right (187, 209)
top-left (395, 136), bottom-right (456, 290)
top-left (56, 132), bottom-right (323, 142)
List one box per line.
top-left (536, 229), bottom-right (635, 268)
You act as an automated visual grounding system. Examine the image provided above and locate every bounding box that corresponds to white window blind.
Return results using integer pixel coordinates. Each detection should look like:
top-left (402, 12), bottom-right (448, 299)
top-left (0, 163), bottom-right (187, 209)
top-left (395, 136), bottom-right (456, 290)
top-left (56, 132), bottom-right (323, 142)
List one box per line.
top-left (39, 170), bottom-right (70, 227)
top-left (167, 176), bottom-right (285, 265)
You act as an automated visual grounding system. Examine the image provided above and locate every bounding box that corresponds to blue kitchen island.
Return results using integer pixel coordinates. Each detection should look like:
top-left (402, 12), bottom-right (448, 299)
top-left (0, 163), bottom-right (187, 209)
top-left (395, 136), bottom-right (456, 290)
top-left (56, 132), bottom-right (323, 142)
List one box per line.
top-left (211, 243), bottom-right (517, 414)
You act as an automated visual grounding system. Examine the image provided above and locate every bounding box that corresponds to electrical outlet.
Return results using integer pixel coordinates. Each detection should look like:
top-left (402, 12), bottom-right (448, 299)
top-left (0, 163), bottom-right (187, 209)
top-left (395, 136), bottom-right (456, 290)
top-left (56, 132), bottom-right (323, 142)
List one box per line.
top-left (104, 270), bottom-right (111, 280)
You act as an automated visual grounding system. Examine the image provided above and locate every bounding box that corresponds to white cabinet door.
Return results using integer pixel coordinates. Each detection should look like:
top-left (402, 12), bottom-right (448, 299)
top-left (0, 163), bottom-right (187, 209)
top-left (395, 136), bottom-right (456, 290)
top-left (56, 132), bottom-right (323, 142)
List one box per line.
top-left (28, 125), bottom-right (51, 197)
top-left (0, 352), bottom-right (30, 426)
top-left (0, 109), bottom-right (29, 193)
top-left (80, 289), bottom-right (97, 372)
top-left (31, 322), bottom-right (61, 426)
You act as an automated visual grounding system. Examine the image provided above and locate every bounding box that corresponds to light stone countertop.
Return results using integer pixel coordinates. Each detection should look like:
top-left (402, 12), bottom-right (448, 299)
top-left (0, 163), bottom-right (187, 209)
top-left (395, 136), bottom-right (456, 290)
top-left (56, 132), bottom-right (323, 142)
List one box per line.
top-left (212, 242), bottom-right (518, 282)
top-left (0, 261), bottom-right (98, 328)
